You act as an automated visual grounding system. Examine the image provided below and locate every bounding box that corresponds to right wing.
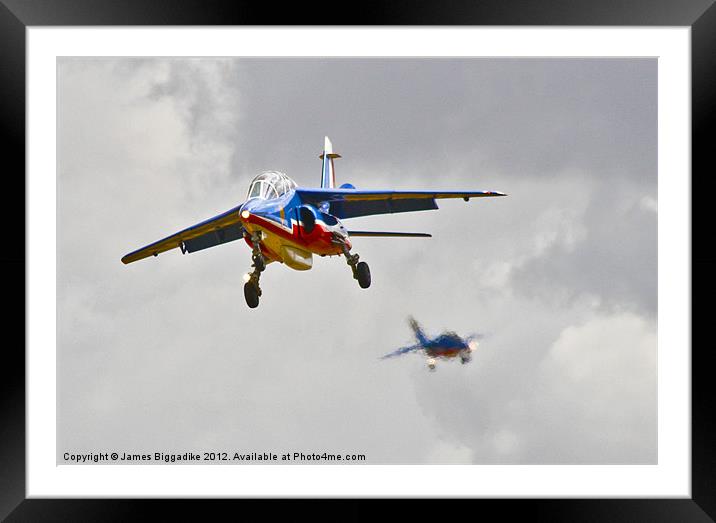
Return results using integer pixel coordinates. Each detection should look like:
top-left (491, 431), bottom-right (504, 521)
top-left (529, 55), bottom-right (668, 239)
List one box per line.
top-left (296, 188), bottom-right (506, 219)
top-left (121, 205), bottom-right (245, 264)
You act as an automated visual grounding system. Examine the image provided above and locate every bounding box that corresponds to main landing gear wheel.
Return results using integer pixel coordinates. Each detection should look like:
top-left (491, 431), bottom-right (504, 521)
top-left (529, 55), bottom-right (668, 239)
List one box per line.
top-left (356, 261), bottom-right (371, 289)
top-left (244, 281), bottom-right (260, 308)
top-left (339, 241), bottom-right (371, 289)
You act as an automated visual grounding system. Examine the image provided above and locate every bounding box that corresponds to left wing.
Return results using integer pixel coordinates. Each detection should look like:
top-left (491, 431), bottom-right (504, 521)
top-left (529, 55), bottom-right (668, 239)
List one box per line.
top-left (380, 344), bottom-right (423, 360)
top-left (296, 188), bottom-right (506, 219)
top-left (121, 205), bottom-right (245, 264)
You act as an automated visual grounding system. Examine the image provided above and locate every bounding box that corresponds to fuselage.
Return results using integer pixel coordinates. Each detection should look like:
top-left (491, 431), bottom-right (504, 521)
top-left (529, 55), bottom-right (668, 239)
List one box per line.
top-left (422, 332), bottom-right (471, 359)
top-left (238, 172), bottom-right (350, 271)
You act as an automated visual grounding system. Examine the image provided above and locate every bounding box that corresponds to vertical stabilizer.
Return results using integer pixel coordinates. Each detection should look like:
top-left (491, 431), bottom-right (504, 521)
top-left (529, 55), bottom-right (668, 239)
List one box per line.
top-left (319, 136), bottom-right (341, 188)
top-left (408, 316), bottom-right (428, 345)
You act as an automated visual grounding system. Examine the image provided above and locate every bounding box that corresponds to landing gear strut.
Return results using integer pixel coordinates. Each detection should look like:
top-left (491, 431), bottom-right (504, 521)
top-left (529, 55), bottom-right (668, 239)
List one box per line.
top-left (340, 242), bottom-right (371, 289)
top-left (244, 232), bottom-right (266, 308)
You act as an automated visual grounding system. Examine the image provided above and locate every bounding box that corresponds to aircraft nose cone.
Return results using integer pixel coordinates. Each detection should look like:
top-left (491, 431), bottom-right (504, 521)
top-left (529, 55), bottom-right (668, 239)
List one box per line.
top-left (240, 200), bottom-right (271, 221)
top-left (240, 200), bottom-right (260, 213)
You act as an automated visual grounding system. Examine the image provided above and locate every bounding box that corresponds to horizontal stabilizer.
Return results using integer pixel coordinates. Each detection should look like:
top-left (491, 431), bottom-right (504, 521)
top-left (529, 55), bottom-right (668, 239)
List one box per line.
top-left (347, 231), bottom-right (432, 238)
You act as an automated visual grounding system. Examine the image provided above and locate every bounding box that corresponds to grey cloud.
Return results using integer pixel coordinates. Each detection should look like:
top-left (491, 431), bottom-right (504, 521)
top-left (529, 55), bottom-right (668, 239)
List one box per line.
top-left (57, 57), bottom-right (657, 464)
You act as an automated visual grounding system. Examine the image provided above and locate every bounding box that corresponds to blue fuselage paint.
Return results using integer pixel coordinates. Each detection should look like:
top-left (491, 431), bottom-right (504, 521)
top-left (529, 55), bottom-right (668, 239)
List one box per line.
top-left (422, 333), bottom-right (470, 358)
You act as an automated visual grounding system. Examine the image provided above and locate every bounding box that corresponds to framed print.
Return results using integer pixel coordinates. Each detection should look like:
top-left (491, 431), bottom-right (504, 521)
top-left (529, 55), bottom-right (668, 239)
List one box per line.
top-left (3, 0), bottom-right (714, 520)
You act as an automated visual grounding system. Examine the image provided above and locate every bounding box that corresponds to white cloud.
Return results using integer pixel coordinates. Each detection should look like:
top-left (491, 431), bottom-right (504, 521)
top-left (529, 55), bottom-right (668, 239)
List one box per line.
top-left (531, 311), bottom-right (657, 462)
top-left (492, 428), bottom-right (521, 456)
top-left (543, 312), bottom-right (656, 384)
top-left (425, 440), bottom-right (475, 464)
top-left (471, 174), bottom-right (590, 293)
top-left (639, 195), bottom-right (658, 213)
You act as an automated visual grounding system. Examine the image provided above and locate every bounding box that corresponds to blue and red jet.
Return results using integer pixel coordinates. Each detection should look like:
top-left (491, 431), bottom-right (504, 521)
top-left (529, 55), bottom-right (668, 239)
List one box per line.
top-left (122, 137), bottom-right (506, 308)
top-left (381, 317), bottom-right (481, 371)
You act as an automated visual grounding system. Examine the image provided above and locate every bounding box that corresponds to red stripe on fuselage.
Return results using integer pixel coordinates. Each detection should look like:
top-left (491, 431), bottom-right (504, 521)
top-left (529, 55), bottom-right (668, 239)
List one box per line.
top-left (429, 348), bottom-right (463, 358)
top-left (241, 213), bottom-right (348, 259)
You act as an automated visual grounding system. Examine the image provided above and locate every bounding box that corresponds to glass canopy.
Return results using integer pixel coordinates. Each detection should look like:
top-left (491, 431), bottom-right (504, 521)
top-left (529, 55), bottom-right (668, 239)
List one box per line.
top-left (246, 171), bottom-right (297, 200)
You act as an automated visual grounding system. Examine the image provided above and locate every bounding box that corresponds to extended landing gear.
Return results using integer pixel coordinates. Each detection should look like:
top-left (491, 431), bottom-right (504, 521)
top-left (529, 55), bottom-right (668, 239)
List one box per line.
top-left (340, 243), bottom-right (371, 289)
top-left (244, 233), bottom-right (266, 308)
top-left (244, 280), bottom-right (260, 308)
top-left (356, 261), bottom-right (371, 289)
top-left (427, 358), bottom-right (437, 371)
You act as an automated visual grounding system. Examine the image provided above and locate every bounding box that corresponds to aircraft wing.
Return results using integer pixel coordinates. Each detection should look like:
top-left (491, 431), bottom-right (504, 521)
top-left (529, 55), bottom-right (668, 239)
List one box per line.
top-left (380, 343), bottom-right (423, 360)
top-left (121, 205), bottom-right (245, 264)
top-left (296, 188), bottom-right (506, 219)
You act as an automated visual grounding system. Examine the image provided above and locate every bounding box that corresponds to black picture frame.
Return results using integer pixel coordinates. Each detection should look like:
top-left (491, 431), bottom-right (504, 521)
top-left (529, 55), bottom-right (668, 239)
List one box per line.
top-left (2, 0), bottom-right (713, 520)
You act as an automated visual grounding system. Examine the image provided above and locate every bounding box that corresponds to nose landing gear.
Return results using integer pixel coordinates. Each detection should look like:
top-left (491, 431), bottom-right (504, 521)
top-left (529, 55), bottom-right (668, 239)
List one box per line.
top-left (244, 232), bottom-right (266, 308)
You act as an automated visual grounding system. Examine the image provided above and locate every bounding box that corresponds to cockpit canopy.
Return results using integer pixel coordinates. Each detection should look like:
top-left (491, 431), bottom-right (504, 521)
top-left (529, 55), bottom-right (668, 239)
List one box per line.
top-left (246, 171), bottom-right (297, 200)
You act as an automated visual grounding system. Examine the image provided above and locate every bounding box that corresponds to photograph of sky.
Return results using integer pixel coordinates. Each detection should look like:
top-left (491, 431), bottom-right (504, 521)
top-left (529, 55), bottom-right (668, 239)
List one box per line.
top-left (57, 57), bottom-right (657, 464)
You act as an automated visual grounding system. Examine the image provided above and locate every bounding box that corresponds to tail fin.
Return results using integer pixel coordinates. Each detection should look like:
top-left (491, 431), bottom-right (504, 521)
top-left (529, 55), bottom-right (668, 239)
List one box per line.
top-left (408, 316), bottom-right (428, 345)
top-left (319, 136), bottom-right (341, 188)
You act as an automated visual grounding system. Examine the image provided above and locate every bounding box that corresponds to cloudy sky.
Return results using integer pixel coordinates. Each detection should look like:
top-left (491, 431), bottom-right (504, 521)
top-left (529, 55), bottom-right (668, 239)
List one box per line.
top-left (57, 57), bottom-right (657, 464)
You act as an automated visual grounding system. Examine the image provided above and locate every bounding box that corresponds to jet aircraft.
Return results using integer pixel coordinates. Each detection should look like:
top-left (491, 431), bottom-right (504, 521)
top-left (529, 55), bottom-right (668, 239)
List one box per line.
top-left (121, 137), bottom-right (506, 308)
top-left (381, 317), bottom-right (481, 371)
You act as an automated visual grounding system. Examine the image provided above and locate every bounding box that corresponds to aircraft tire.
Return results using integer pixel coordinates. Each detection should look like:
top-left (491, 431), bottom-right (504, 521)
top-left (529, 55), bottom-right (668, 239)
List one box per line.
top-left (356, 261), bottom-right (371, 289)
top-left (244, 282), bottom-right (260, 308)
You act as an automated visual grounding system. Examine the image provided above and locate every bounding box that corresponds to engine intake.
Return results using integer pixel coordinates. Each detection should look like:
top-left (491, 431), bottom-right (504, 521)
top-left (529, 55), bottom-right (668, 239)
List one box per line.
top-left (299, 205), bottom-right (318, 234)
